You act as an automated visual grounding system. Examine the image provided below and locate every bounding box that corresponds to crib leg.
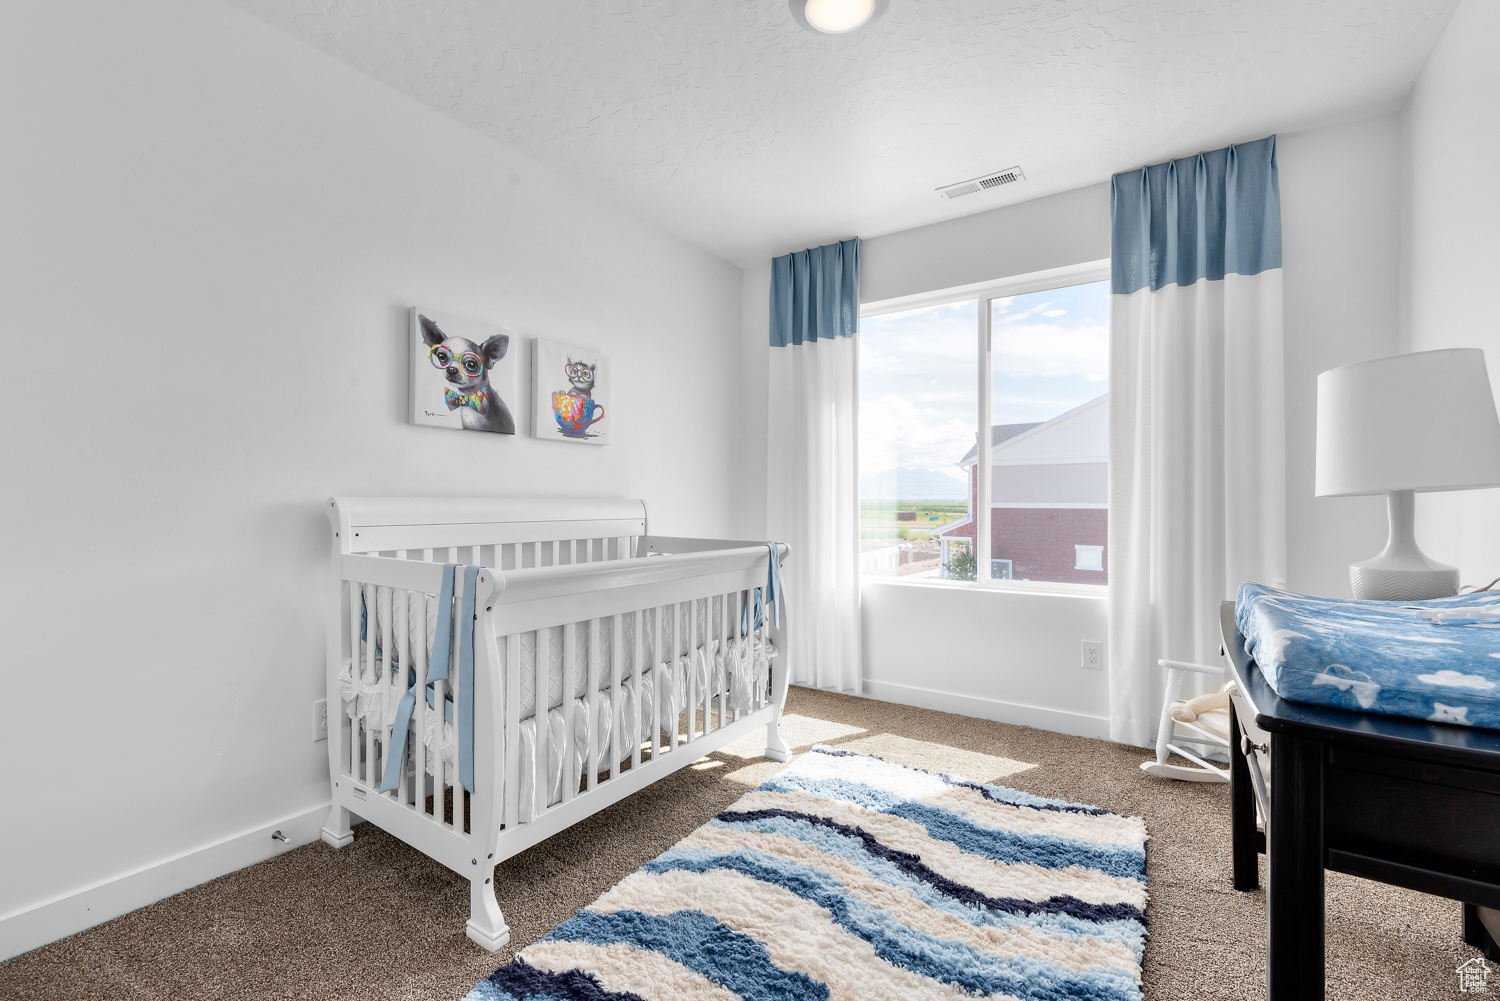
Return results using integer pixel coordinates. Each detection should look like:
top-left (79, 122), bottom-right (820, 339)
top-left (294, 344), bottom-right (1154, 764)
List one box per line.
top-left (764, 641), bottom-right (792, 763)
top-left (467, 869), bottom-right (511, 952)
top-left (320, 804), bottom-right (355, 849)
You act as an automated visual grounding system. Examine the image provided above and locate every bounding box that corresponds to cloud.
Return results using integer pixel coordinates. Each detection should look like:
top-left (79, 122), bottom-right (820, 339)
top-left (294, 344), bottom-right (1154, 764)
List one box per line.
top-left (1416, 669), bottom-right (1497, 691)
top-left (860, 280), bottom-right (1111, 467)
top-left (859, 393), bottom-right (976, 475)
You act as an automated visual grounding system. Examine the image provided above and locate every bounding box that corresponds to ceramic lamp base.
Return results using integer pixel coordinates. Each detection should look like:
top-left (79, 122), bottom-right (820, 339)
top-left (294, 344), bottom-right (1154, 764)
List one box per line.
top-left (1349, 489), bottom-right (1460, 601)
top-left (1350, 562), bottom-right (1459, 601)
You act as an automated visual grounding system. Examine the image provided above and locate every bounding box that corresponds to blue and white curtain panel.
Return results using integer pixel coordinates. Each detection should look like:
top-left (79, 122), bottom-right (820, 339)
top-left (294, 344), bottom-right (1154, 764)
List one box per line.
top-left (1107, 136), bottom-right (1287, 747)
top-left (767, 238), bottom-right (862, 694)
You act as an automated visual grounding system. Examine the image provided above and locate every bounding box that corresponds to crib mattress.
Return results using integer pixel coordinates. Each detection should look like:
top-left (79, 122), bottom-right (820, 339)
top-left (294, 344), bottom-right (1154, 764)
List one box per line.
top-left (1235, 582), bottom-right (1500, 730)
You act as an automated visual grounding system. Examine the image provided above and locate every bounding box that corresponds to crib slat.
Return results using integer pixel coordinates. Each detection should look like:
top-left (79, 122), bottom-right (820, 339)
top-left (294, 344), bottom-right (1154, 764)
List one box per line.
top-left (701, 597), bottom-right (713, 736)
top-left (412, 589), bottom-right (426, 815)
top-left (363, 584), bottom-right (376, 788)
top-left (654, 604), bottom-right (665, 758)
top-left (693, 597), bottom-right (703, 737)
top-left (562, 623), bottom-right (577, 805)
top-left (652, 605), bottom-right (663, 761)
top-left (669, 603), bottom-right (680, 753)
top-left (728, 591), bottom-right (740, 722)
top-left (754, 590), bottom-right (765, 711)
top-left (387, 591), bottom-right (405, 804)
top-left (701, 598), bottom-right (711, 735)
top-left (347, 583), bottom-right (359, 783)
top-left (720, 591), bottom-right (732, 723)
top-left (740, 589), bottom-right (750, 712)
top-left (438, 654), bottom-right (447, 828)
top-left (632, 609), bottom-right (643, 771)
top-left (745, 590), bottom-right (754, 715)
top-left (535, 625), bottom-right (550, 818)
top-left (396, 587), bottom-right (409, 805)
top-left (450, 567), bottom-right (462, 834)
top-left (734, 590), bottom-right (746, 718)
top-left (551, 540), bottom-right (559, 567)
top-left (610, 613), bottom-right (622, 781)
top-left (686, 597), bottom-right (698, 745)
top-left (504, 633), bottom-right (521, 829)
top-left (586, 617), bottom-right (600, 791)
top-left (433, 596), bottom-right (450, 828)
top-left (382, 586), bottom-right (396, 796)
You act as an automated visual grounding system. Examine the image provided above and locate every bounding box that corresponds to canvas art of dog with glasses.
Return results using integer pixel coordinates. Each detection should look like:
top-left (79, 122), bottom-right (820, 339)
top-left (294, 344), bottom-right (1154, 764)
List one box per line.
top-left (531, 338), bottom-right (610, 444)
top-left (409, 307), bottom-right (517, 435)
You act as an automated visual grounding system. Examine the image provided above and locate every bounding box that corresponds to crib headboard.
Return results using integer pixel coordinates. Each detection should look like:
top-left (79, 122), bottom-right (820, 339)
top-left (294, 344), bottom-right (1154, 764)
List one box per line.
top-left (328, 496), bottom-right (647, 563)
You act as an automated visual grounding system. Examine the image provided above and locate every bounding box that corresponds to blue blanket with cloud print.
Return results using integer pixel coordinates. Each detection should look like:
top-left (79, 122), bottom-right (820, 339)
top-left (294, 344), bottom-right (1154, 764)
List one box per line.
top-left (1236, 582), bottom-right (1500, 731)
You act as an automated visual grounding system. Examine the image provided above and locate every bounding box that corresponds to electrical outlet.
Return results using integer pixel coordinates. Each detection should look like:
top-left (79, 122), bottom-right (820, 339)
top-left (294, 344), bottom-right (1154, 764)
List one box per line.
top-left (1081, 640), bottom-right (1103, 670)
top-left (312, 698), bottom-right (328, 742)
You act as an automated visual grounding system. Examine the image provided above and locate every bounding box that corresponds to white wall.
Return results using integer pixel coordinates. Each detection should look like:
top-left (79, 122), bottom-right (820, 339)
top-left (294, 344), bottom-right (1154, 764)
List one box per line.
top-left (739, 262), bottom-right (773, 538)
top-left (0, 0), bottom-right (747, 952)
top-left (861, 582), bottom-right (1110, 738)
top-left (1278, 116), bottom-right (1403, 597)
top-left (860, 184), bottom-right (1112, 304)
top-left (1400, 0), bottom-right (1500, 585)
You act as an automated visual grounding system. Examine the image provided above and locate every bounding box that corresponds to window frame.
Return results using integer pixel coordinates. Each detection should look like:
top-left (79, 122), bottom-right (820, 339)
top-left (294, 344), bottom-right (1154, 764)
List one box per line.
top-left (859, 258), bottom-right (1111, 594)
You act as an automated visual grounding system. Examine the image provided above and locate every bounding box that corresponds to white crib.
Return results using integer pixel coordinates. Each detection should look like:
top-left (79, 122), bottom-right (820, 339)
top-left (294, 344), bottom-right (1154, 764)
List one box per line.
top-left (321, 497), bottom-right (791, 950)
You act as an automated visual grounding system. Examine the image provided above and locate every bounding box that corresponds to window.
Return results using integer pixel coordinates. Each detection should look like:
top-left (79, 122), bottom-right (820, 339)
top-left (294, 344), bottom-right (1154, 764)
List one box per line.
top-left (1075, 545), bottom-right (1104, 572)
top-left (859, 263), bottom-right (1110, 587)
top-left (858, 300), bottom-right (976, 578)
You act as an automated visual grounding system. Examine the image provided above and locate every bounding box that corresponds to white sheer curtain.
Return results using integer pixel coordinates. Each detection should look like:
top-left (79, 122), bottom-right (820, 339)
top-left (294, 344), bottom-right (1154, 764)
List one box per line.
top-left (1108, 138), bottom-right (1287, 747)
top-left (766, 239), bottom-right (862, 693)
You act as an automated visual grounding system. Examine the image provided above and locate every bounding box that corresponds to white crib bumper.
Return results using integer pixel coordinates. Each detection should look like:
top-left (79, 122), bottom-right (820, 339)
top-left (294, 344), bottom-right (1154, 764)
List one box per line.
top-left (340, 629), bottom-right (776, 823)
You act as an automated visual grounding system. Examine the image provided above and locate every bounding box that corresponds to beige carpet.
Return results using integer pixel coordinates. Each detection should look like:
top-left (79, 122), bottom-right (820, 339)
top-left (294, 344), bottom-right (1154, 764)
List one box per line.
top-left (0, 688), bottom-right (1483, 1000)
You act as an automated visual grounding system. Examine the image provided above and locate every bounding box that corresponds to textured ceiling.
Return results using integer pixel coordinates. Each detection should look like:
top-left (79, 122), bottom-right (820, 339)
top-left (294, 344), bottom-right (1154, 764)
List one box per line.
top-left (229, 0), bottom-right (1455, 267)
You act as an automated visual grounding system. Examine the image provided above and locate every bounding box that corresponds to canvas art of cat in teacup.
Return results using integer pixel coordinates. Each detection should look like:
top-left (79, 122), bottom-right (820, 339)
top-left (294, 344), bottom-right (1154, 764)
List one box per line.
top-left (531, 338), bottom-right (610, 445)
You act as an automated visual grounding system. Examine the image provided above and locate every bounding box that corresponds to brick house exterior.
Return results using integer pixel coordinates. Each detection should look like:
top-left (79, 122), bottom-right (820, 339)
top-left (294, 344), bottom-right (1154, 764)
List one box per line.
top-left (936, 395), bottom-right (1108, 584)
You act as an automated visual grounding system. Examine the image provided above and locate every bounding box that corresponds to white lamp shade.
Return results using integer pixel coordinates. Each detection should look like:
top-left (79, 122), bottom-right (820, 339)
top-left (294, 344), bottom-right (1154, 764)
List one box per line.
top-left (1316, 348), bottom-right (1500, 497)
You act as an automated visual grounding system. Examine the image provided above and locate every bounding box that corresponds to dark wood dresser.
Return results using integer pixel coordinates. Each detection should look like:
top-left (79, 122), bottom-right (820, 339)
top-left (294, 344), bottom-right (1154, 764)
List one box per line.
top-left (1219, 600), bottom-right (1500, 998)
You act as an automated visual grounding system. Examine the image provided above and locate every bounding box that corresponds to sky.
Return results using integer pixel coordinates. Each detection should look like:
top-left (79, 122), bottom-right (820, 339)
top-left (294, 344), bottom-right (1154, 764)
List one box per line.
top-left (858, 279), bottom-right (1109, 487)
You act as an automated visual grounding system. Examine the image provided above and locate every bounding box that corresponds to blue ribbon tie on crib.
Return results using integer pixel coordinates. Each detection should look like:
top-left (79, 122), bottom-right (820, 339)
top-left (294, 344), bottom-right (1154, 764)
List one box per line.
top-left (376, 563), bottom-right (479, 795)
top-left (741, 541), bottom-right (783, 637)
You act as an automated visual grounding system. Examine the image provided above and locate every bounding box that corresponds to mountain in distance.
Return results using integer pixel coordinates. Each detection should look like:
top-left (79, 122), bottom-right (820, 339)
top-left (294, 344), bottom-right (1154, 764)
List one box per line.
top-left (860, 466), bottom-right (968, 502)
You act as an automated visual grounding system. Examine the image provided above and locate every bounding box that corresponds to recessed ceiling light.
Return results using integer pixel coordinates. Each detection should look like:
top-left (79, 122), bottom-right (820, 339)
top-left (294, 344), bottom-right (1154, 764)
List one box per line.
top-left (790, 0), bottom-right (889, 35)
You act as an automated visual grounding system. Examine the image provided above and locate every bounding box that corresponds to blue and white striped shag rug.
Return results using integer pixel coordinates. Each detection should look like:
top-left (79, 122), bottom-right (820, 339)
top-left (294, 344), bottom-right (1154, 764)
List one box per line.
top-left (467, 745), bottom-right (1149, 1001)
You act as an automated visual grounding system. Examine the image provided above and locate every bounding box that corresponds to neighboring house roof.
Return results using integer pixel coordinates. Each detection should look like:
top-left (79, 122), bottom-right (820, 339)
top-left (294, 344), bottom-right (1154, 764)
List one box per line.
top-left (957, 394), bottom-right (1108, 468)
top-left (954, 422), bottom-right (1041, 467)
top-left (932, 515), bottom-right (973, 539)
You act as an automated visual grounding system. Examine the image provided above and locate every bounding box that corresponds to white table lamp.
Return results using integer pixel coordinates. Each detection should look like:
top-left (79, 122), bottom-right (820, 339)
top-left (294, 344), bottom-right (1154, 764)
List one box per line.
top-left (1316, 348), bottom-right (1500, 600)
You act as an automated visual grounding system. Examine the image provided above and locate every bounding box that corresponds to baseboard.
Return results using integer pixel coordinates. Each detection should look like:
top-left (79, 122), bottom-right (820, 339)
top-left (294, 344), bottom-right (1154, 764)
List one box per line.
top-left (859, 679), bottom-right (1112, 740)
top-left (0, 802), bottom-right (331, 961)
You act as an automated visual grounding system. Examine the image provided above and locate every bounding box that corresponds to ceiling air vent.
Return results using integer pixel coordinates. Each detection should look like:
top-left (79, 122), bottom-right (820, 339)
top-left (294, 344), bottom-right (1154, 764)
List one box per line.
top-left (936, 166), bottom-right (1026, 200)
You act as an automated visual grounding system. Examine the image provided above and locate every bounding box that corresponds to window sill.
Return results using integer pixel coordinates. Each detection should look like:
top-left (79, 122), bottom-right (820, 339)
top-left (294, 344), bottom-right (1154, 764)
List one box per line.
top-left (860, 575), bottom-right (1108, 599)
